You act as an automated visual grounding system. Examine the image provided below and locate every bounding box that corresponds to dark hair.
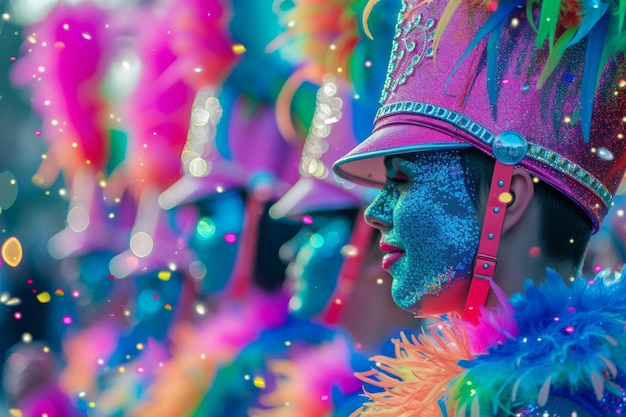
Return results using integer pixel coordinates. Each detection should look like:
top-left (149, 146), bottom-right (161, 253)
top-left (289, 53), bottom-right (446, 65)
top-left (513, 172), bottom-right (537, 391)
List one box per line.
top-left (460, 148), bottom-right (592, 266)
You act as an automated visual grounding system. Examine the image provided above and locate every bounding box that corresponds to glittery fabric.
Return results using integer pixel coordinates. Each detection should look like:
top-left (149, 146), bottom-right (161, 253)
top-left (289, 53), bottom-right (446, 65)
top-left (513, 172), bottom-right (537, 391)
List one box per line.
top-left (364, 150), bottom-right (480, 310)
top-left (333, 0), bottom-right (626, 232)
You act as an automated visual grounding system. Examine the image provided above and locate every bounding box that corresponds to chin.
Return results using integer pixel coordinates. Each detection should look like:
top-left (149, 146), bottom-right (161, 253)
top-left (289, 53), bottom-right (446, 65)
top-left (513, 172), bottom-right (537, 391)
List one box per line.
top-left (391, 276), bottom-right (472, 316)
top-left (421, 278), bottom-right (472, 316)
top-left (391, 289), bottom-right (421, 312)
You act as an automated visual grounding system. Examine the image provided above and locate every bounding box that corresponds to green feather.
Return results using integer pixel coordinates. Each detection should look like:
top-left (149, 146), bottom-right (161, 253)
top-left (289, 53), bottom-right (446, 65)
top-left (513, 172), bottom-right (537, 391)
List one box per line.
top-left (526, 0), bottom-right (539, 34)
top-left (535, 0), bottom-right (562, 50)
top-left (536, 26), bottom-right (577, 88)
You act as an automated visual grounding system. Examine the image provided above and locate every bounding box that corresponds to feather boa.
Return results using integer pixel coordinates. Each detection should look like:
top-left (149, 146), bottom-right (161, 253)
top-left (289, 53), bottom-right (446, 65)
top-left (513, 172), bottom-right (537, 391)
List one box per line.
top-left (249, 335), bottom-right (362, 417)
top-left (351, 268), bottom-right (626, 416)
top-left (129, 290), bottom-right (291, 417)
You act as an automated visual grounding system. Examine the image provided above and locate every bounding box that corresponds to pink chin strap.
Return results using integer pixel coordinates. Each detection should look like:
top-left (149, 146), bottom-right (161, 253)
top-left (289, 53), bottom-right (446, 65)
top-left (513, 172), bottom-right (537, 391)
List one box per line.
top-left (462, 160), bottom-right (515, 323)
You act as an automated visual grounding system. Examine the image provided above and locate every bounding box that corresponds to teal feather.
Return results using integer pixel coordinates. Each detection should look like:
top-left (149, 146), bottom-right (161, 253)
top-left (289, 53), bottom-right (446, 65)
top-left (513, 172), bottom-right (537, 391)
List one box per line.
top-left (446, 0), bottom-right (524, 93)
top-left (580, 12), bottom-right (609, 142)
top-left (567, 0), bottom-right (609, 47)
top-left (486, 18), bottom-right (507, 115)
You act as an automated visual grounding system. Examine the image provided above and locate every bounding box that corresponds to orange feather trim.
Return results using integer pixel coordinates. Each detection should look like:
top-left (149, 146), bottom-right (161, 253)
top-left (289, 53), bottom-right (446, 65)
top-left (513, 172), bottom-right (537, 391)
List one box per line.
top-left (351, 321), bottom-right (475, 417)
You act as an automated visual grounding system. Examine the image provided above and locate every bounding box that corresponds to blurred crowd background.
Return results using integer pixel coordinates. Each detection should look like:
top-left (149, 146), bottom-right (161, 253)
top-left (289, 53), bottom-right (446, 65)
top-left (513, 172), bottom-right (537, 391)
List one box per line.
top-left (0, 0), bottom-right (625, 416)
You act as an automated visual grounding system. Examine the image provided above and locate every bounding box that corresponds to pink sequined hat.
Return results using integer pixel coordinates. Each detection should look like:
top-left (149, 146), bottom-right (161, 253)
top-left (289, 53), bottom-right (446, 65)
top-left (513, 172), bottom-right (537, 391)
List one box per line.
top-left (333, 0), bottom-right (626, 232)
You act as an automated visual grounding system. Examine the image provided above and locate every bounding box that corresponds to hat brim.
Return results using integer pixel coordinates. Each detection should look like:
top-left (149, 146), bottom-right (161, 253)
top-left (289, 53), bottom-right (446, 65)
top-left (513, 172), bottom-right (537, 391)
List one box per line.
top-left (269, 176), bottom-right (362, 220)
top-left (159, 171), bottom-right (246, 210)
top-left (333, 121), bottom-right (471, 188)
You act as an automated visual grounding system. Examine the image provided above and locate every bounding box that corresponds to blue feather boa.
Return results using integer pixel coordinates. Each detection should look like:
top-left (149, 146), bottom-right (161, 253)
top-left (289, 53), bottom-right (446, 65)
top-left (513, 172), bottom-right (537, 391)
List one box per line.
top-left (453, 268), bottom-right (626, 416)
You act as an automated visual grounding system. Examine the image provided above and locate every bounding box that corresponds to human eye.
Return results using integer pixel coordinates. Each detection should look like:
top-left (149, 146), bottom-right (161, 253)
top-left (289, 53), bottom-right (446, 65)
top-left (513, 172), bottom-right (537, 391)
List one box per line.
top-left (385, 169), bottom-right (409, 184)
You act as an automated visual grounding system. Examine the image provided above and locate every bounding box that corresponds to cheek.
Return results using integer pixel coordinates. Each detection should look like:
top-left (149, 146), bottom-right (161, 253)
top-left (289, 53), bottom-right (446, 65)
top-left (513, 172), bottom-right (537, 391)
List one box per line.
top-left (393, 186), bottom-right (438, 244)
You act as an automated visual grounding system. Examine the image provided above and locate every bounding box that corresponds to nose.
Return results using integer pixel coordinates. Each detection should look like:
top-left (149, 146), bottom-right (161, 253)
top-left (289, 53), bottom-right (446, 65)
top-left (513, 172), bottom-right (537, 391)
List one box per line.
top-left (364, 189), bottom-right (393, 232)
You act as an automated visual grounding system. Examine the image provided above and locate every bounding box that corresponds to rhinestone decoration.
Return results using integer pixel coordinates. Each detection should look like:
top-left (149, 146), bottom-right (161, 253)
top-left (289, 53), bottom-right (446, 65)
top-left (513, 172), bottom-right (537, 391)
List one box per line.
top-left (380, 1), bottom-right (435, 104)
top-left (375, 100), bottom-right (613, 209)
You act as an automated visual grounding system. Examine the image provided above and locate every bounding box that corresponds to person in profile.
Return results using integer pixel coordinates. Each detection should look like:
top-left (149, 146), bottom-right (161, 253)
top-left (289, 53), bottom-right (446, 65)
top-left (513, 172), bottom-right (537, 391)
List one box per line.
top-left (331, 0), bottom-right (626, 415)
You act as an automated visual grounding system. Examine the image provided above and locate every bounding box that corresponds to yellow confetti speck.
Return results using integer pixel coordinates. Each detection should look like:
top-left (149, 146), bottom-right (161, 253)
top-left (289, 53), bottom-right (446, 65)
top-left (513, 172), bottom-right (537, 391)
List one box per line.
top-left (232, 44), bottom-right (246, 54)
top-left (2, 236), bottom-right (23, 267)
top-left (157, 271), bottom-right (171, 281)
top-left (5, 297), bottom-right (21, 306)
top-left (37, 292), bottom-right (51, 303)
top-left (498, 192), bottom-right (513, 204)
top-left (9, 409), bottom-right (22, 417)
top-left (253, 376), bottom-right (266, 389)
top-left (31, 174), bottom-right (45, 186)
top-left (136, 343), bottom-right (144, 351)
top-left (22, 333), bottom-right (32, 343)
top-left (118, 366), bottom-right (126, 373)
top-left (196, 304), bottom-right (206, 315)
top-left (340, 244), bottom-right (358, 257)
top-left (89, 402), bottom-right (96, 408)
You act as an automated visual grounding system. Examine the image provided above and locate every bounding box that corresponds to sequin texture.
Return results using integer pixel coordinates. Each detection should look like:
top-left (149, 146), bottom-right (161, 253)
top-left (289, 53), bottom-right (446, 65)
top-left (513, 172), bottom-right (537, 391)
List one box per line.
top-left (364, 150), bottom-right (480, 311)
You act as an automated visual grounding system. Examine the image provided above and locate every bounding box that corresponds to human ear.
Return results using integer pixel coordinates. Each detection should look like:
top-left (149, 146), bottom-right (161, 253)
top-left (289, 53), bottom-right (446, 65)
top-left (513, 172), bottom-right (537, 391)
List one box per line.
top-left (502, 167), bottom-right (534, 233)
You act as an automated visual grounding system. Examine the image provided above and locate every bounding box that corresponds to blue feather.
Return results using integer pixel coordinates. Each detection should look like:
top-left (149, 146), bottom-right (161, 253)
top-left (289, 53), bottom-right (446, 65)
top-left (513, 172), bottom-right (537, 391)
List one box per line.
top-left (486, 17), bottom-right (507, 116)
top-left (580, 12), bottom-right (610, 142)
top-left (567, 0), bottom-right (609, 47)
top-left (458, 266), bottom-right (626, 414)
top-left (445, 0), bottom-right (525, 92)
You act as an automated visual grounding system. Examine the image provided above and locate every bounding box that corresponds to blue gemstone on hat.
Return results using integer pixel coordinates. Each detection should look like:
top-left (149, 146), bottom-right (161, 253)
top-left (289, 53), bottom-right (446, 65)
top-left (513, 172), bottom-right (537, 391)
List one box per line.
top-left (492, 130), bottom-right (528, 165)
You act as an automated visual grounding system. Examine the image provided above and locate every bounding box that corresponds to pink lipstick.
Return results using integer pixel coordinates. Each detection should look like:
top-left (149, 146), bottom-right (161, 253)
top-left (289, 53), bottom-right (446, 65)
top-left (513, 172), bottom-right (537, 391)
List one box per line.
top-left (380, 242), bottom-right (405, 270)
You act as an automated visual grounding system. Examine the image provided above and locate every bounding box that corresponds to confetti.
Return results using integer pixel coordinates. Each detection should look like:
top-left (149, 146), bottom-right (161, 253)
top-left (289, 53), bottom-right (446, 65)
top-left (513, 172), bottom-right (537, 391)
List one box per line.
top-left (157, 271), bottom-right (171, 281)
top-left (253, 376), bottom-right (266, 389)
top-left (2, 236), bottom-right (23, 267)
top-left (36, 291), bottom-right (51, 303)
top-left (232, 44), bottom-right (246, 54)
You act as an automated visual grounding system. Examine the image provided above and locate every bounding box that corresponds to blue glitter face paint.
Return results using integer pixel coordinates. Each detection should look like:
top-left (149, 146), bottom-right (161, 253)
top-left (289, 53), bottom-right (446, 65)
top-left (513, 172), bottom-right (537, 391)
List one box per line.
top-left (364, 151), bottom-right (481, 312)
top-left (169, 190), bottom-right (245, 294)
top-left (281, 214), bottom-right (353, 319)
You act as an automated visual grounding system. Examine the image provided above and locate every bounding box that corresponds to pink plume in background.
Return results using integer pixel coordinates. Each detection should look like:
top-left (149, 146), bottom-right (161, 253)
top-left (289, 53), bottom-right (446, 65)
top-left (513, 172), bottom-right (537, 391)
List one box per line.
top-left (11, 3), bottom-right (123, 187)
